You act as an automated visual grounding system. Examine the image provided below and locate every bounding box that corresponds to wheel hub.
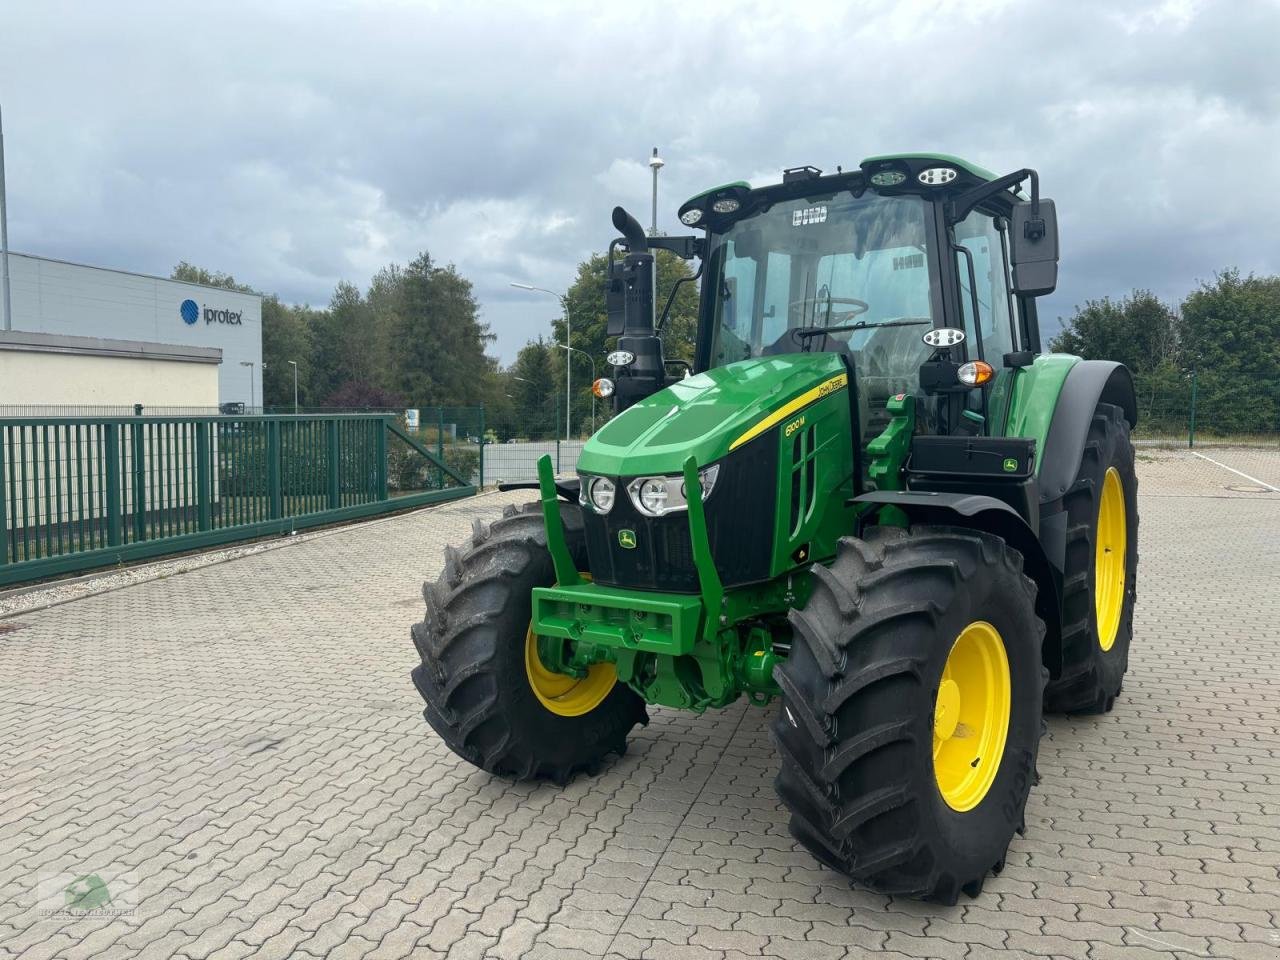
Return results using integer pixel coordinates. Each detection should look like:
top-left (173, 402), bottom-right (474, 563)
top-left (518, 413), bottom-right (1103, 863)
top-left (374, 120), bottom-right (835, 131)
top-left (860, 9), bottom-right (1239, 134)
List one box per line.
top-left (933, 678), bottom-right (962, 741)
top-left (932, 621), bottom-right (1011, 812)
top-left (1095, 466), bottom-right (1127, 652)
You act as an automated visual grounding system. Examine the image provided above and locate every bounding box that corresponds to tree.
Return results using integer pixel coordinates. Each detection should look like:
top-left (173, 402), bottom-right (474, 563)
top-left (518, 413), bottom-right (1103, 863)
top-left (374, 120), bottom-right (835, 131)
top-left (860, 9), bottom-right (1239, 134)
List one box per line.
top-left (310, 281), bottom-right (374, 404)
top-left (1179, 269), bottom-right (1280, 435)
top-left (171, 261), bottom-right (256, 294)
top-left (260, 296), bottom-right (315, 408)
top-left (506, 339), bottom-right (558, 440)
top-left (1050, 290), bottom-right (1180, 374)
top-left (393, 253), bottom-right (494, 407)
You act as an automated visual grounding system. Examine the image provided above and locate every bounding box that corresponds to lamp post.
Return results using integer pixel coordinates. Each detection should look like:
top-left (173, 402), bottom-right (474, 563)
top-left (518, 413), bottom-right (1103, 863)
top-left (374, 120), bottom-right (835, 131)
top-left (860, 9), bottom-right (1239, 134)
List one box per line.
top-left (648, 147), bottom-right (664, 237)
top-left (287, 360), bottom-right (298, 414)
top-left (510, 282), bottom-right (571, 439)
top-left (0, 103), bottom-right (12, 332)
top-left (239, 361), bottom-right (255, 411)
top-left (558, 342), bottom-right (597, 434)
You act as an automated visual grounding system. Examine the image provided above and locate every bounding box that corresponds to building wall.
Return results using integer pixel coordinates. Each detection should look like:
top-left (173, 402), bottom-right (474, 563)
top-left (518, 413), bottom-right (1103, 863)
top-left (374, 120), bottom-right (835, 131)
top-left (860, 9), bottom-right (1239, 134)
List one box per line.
top-left (0, 349), bottom-right (220, 408)
top-left (6, 252), bottom-right (262, 405)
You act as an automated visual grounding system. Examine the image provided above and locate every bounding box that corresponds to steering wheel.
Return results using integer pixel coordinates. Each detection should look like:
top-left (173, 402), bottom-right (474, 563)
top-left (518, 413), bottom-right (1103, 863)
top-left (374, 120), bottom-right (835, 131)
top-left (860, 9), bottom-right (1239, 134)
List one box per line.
top-left (788, 296), bottom-right (870, 325)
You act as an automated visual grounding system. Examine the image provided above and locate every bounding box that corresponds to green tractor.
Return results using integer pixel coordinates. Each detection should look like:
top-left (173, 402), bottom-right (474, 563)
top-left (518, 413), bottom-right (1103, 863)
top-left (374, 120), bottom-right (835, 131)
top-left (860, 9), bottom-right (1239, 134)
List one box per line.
top-left (411, 154), bottom-right (1138, 903)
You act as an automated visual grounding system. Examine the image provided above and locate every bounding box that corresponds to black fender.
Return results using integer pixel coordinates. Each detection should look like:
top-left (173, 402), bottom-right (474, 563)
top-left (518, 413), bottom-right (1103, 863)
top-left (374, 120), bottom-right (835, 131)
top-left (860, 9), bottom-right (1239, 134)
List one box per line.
top-left (1037, 361), bottom-right (1137, 504)
top-left (854, 490), bottom-right (1065, 679)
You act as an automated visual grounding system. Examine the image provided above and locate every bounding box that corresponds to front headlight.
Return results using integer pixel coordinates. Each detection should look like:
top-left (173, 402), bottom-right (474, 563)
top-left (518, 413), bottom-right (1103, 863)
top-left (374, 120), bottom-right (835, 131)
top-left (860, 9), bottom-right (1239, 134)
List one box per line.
top-left (579, 476), bottom-right (616, 514)
top-left (626, 464), bottom-right (719, 517)
top-left (637, 478), bottom-right (668, 515)
top-left (681, 464), bottom-right (719, 501)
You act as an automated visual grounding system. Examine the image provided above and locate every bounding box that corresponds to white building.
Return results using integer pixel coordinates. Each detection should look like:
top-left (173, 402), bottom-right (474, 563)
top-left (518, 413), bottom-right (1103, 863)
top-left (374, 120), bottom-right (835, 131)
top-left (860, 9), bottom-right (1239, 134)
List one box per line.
top-left (1, 251), bottom-right (263, 407)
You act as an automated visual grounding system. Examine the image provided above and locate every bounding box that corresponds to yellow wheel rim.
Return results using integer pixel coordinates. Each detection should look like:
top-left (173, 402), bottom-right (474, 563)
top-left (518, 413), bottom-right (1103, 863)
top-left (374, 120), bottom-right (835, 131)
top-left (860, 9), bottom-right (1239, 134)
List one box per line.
top-left (933, 621), bottom-right (1012, 812)
top-left (1095, 466), bottom-right (1127, 652)
top-left (524, 625), bottom-right (617, 718)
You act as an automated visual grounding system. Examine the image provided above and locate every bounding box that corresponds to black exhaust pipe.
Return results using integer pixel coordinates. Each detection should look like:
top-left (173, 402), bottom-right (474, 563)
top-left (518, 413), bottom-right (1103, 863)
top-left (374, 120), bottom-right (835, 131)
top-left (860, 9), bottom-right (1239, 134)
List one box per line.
top-left (612, 206), bottom-right (648, 252)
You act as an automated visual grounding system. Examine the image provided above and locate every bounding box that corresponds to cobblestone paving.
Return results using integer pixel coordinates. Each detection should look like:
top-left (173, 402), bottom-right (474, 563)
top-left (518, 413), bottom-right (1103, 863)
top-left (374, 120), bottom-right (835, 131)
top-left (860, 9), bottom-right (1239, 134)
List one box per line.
top-left (2, 449), bottom-right (1278, 960)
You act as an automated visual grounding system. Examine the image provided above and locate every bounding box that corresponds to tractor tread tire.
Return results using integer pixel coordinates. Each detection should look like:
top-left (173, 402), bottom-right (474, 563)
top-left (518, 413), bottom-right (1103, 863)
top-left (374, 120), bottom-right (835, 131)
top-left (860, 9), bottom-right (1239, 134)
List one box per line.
top-left (410, 500), bottom-right (647, 783)
top-left (773, 526), bottom-right (1046, 904)
top-left (1044, 403), bottom-right (1138, 714)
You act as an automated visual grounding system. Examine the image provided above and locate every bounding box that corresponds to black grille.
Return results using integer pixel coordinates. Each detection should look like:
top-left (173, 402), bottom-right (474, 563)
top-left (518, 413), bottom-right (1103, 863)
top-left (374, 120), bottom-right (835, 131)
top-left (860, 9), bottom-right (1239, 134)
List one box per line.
top-left (581, 432), bottom-right (778, 593)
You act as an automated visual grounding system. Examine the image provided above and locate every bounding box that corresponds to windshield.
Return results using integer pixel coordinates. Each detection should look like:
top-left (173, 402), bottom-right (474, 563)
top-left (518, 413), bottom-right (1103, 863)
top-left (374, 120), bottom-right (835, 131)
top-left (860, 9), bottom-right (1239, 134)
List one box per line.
top-left (706, 192), bottom-right (934, 365)
top-left (705, 192), bottom-right (938, 444)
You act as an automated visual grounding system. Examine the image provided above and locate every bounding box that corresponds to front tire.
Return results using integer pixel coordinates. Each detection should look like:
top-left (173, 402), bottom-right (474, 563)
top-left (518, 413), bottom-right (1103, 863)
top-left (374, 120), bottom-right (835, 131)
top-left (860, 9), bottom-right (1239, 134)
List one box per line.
top-left (410, 501), bottom-right (647, 782)
top-left (1044, 403), bottom-right (1138, 713)
top-left (772, 526), bottom-right (1046, 904)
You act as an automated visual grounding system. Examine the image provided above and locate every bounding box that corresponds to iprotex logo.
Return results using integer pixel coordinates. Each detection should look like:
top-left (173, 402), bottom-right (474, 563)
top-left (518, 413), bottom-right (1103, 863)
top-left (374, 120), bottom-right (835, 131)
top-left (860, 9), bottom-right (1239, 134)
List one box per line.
top-left (179, 299), bottom-right (243, 326)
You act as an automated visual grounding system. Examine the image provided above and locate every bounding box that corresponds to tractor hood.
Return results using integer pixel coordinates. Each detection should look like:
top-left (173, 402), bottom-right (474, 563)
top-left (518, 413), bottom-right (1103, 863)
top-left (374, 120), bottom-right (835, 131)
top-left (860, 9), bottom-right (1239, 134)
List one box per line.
top-left (578, 353), bottom-right (848, 478)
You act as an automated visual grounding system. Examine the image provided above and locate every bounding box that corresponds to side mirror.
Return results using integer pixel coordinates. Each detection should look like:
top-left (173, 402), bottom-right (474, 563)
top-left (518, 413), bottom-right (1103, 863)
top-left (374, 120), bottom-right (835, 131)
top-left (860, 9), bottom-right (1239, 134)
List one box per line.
top-left (1010, 198), bottom-right (1058, 296)
top-left (605, 260), bottom-right (627, 336)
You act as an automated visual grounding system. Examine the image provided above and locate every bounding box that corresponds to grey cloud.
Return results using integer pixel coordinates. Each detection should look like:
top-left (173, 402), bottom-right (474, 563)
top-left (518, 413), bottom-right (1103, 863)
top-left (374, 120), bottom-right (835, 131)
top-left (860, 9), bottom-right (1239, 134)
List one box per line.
top-left (3, 0), bottom-right (1277, 361)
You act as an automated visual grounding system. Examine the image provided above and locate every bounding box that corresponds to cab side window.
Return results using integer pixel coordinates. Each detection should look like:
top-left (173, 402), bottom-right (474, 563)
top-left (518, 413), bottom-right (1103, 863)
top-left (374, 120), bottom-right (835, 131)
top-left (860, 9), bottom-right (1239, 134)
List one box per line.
top-left (954, 211), bottom-right (1018, 366)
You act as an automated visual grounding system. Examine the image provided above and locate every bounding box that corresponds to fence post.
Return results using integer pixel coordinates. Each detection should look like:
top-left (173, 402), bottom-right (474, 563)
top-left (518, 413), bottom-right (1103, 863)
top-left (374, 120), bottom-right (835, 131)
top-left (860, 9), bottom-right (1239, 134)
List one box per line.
top-left (327, 418), bottom-right (340, 509)
top-left (436, 408), bottom-right (445, 490)
top-left (1188, 369), bottom-right (1197, 449)
top-left (478, 405), bottom-right (485, 489)
top-left (267, 420), bottom-right (282, 519)
top-left (376, 418), bottom-right (388, 501)
top-left (556, 439), bottom-right (561, 474)
top-left (196, 421), bottom-right (211, 531)
top-left (131, 422), bottom-right (146, 542)
top-left (0, 429), bottom-right (7, 566)
top-left (104, 423), bottom-right (123, 547)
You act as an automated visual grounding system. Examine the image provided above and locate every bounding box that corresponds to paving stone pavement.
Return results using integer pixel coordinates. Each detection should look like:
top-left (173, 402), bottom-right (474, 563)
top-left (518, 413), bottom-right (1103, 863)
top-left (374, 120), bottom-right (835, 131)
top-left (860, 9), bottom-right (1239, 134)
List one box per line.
top-left (2, 448), bottom-right (1279, 960)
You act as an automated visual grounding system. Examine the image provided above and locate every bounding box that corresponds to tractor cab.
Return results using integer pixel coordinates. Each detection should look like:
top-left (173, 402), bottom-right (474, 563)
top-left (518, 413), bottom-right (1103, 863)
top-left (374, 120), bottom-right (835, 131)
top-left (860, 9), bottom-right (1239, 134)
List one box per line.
top-left (604, 154), bottom-right (1059, 452)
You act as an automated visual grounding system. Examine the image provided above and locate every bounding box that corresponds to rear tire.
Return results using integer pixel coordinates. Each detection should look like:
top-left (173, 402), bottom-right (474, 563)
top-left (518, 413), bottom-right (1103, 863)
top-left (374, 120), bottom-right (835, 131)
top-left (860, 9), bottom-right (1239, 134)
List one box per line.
top-left (410, 500), bottom-right (647, 782)
top-left (1044, 403), bottom-right (1138, 714)
top-left (772, 526), bottom-right (1045, 904)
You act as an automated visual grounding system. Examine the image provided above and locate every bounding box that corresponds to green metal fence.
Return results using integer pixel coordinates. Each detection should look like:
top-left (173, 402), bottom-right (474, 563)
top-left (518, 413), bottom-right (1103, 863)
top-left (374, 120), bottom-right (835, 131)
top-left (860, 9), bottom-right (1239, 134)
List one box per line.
top-left (0, 413), bottom-right (475, 587)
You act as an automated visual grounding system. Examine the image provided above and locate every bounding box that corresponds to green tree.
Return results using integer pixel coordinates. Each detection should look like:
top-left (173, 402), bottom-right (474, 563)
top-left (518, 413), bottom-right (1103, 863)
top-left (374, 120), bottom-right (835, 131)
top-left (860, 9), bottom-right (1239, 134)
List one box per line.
top-left (310, 281), bottom-right (377, 404)
top-left (260, 296), bottom-right (316, 408)
top-left (171, 261), bottom-right (256, 293)
top-left (507, 339), bottom-right (558, 440)
top-left (1179, 269), bottom-right (1280, 435)
top-left (1050, 290), bottom-right (1180, 374)
top-left (393, 253), bottom-right (494, 407)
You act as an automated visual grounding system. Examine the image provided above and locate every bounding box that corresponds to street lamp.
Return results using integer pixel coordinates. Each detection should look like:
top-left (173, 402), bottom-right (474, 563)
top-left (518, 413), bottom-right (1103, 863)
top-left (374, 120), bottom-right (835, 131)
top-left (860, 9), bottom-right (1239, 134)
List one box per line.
top-left (510, 282), bottom-right (572, 439)
top-left (648, 147), bottom-right (665, 237)
top-left (558, 342), bottom-right (597, 434)
top-left (287, 360), bottom-right (298, 414)
top-left (239, 361), bottom-right (255, 411)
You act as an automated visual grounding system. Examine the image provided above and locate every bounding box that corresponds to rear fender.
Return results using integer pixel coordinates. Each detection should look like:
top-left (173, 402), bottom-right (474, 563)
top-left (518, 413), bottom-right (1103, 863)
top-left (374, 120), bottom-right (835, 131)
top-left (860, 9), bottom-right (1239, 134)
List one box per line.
top-left (853, 490), bottom-right (1064, 679)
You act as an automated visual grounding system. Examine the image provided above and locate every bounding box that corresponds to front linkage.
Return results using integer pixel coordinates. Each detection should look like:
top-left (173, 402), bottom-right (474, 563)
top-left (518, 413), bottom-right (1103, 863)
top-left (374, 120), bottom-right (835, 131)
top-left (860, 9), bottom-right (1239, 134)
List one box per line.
top-left (531, 454), bottom-right (802, 711)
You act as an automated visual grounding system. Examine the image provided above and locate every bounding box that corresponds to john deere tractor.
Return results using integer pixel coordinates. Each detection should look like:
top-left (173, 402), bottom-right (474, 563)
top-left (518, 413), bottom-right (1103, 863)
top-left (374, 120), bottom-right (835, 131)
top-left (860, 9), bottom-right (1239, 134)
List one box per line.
top-left (411, 154), bottom-right (1138, 903)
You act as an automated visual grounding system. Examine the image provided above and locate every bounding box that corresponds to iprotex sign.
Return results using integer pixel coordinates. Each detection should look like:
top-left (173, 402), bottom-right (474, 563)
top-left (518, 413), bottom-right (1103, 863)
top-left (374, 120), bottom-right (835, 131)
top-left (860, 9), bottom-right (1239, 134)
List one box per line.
top-left (180, 299), bottom-right (243, 327)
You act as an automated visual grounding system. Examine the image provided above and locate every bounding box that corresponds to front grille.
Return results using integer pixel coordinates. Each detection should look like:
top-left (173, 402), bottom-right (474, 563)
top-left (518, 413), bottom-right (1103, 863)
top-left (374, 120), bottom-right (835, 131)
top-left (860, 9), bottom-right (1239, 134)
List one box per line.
top-left (581, 432), bottom-right (779, 593)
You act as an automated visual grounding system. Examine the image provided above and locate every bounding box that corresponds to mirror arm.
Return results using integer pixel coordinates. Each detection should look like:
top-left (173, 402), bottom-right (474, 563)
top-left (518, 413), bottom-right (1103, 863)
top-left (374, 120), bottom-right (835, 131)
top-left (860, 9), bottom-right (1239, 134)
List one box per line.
top-left (949, 168), bottom-right (1040, 226)
top-left (656, 259), bottom-right (704, 332)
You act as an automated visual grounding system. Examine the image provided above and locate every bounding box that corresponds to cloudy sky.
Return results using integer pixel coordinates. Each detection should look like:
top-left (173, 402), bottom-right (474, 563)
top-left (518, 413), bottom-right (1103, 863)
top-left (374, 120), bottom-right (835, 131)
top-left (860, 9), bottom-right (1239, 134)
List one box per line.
top-left (3, 0), bottom-right (1278, 361)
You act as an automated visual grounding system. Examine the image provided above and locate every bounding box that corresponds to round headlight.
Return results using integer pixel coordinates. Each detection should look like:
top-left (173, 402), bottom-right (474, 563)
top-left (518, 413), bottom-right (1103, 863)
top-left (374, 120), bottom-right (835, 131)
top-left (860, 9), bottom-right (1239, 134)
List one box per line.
top-left (592, 377), bottom-right (615, 398)
top-left (711, 198), bottom-right (740, 214)
top-left (638, 478), bottom-right (668, 515)
top-left (589, 477), bottom-right (615, 513)
top-left (680, 209), bottom-right (703, 226)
